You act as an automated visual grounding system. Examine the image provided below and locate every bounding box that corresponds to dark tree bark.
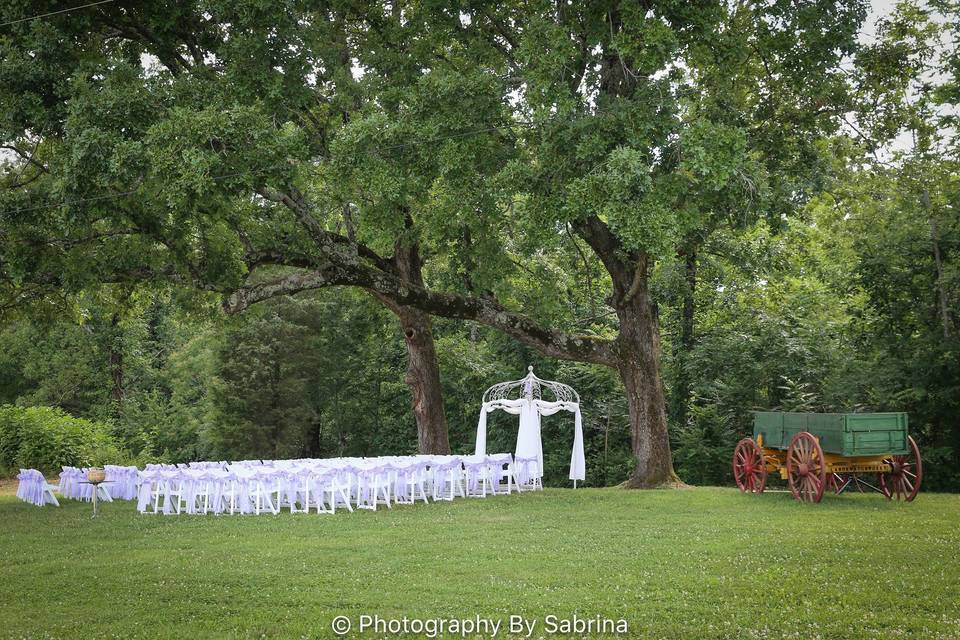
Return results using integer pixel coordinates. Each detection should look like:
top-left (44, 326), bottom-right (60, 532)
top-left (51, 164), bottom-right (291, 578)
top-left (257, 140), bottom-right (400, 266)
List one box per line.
top-left (375, 228), bottom-right (451, 455)
top-left (109, 312), bottom-right (124, 410)
top-left (396, 306), bottom-right (451, 454)
top-left (574, 217), bottom-right (681, 488)
top-left (615, 288), bottom-right (679, 488)
top-left (671, 248), bottom-right (698, 429)
top-left (305, 413), bottom-right (323, 458)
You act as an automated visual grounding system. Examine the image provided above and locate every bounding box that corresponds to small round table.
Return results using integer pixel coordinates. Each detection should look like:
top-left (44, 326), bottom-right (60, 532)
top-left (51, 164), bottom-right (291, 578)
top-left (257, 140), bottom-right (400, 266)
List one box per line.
top-left (78, 480), bottom-right (113, 518)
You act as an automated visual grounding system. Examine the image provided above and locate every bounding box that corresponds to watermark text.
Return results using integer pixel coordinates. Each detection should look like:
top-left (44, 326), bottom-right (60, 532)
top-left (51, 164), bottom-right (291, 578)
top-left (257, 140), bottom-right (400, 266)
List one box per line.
top-left (330, 614), bottom-right (628, 637)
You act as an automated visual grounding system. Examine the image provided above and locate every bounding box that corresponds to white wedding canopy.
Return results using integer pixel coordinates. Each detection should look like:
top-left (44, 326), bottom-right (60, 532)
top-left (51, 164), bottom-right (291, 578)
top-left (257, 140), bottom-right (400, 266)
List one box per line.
top-left (473, 367), bottom-right (585, 485)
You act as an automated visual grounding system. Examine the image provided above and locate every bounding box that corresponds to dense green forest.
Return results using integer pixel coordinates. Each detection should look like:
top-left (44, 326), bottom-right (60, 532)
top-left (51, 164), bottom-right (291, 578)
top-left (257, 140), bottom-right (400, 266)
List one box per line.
top-left (0, 1), bottom-right (957, 489)
top-left (2, 150), bottom-right (957, 488)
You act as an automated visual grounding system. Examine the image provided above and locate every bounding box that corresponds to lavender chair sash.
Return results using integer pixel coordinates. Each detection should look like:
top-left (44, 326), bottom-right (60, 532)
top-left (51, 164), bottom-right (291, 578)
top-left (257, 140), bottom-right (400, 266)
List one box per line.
top-left (160, 469), bottom-right (182, 514)
top-left (354, 463), bottom-right (384, 504)
top-left (232, 469), bottom-right (256, 514)
top-left (136, 470), bottom-right (157, 512)
top-left (486, 453), bottom-right (511, 490)
top-left (461, 456), bottom-right (489, 493)
top-left (514, 456), bottom-right (539, 485)
top-left (390, 460), bottom-right (426, 499)
top-left (430, 460), bottom-right (462, 494)
top-left (307, 468), bottom-right (336, 504)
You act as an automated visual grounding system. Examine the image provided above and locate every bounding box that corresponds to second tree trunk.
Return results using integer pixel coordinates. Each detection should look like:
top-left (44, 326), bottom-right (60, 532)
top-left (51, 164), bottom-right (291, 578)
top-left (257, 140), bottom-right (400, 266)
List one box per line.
top-left (396, 306), bottom-right (452, 454)
top-left (616, 277), bottom-right (680, 488)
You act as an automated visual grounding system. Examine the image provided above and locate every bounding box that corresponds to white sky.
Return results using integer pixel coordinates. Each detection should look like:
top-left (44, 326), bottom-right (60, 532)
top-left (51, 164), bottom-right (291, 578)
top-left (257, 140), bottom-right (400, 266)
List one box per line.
top-left (864, 0), bottom-right (898, 41)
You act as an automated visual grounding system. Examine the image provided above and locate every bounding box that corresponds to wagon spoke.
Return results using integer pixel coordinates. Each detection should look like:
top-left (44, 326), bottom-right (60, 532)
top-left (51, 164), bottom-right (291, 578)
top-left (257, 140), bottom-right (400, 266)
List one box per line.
top-left (902, 475), bottom-right (914, 494)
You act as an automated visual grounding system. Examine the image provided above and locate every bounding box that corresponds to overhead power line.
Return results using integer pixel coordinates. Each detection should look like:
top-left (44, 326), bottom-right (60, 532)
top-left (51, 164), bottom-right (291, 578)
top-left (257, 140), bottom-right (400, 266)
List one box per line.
top-left (0, 0), bottom-right (116, 28)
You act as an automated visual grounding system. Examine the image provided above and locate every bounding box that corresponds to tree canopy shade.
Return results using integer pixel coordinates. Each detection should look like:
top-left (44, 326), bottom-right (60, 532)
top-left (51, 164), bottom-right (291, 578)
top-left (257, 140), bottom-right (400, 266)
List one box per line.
top-left (0, 1), bottom-right (870, 486)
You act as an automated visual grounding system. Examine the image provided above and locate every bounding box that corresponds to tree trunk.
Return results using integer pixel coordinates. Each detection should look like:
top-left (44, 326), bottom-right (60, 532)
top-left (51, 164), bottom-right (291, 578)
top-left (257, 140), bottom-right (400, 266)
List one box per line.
top-left (671, 249), bottom-right (697, 428)
top-left (395, 305), bottom-right (452, 454)
top-left (305, 413), bottom-right (322, 458)
top-left (109, 313), bottom-right (124, 411)
top-left (615, 274), bottom-right (680, 488)
top-left (930, 216), bottom-right (955, 338)
top-left (377, 226), bottom-right (452, 455)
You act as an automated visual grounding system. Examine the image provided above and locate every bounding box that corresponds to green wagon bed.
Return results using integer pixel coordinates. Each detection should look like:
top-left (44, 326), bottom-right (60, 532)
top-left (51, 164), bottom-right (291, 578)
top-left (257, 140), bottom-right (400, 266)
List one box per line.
top-left (752, 411), bottom-right (910, 456)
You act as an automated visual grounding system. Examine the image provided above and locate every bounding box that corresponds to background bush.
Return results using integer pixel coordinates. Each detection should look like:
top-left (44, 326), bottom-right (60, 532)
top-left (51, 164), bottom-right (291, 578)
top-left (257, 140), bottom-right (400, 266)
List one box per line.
top-left (0, 405), bottom-right (125, 474)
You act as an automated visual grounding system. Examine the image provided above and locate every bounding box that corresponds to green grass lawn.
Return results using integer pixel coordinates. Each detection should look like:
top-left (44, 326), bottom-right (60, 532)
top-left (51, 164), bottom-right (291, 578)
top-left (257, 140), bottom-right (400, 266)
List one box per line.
top-left (0, 487), bottom-right (958, 639)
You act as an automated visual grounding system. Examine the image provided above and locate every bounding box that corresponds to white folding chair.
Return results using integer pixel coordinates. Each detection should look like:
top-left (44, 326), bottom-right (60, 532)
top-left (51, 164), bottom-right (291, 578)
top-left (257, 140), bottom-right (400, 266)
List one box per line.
top-left (355, 463), bottom-right (391, 510)
top-left (485, 454), bottom-right (515, 494)
top-left (393, 461), bottom-right (429, 505)
top-left (248, 471), bottom-right (280, 515)
top-left (432, 461), bottom-right (466, 501)
top-left (463, 456), bottom-right (495, 498)
top-left (157, 470), bottom-right (184, 514)
top-left (16, 469), bottom-right (59, 507)
top-left (514, 456), bottom-right (542, 491)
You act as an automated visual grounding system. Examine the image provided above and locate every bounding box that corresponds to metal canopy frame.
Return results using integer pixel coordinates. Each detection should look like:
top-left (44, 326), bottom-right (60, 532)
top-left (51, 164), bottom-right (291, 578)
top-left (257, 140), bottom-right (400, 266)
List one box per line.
top-left (481, 366), bottom-right (580, 404)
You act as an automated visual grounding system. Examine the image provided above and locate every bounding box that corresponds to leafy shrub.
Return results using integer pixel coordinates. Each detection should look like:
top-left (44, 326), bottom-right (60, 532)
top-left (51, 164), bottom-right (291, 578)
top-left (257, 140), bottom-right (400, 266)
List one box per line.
top-left (0, 405), bottom-right (22, 469)
top-left (917, 445), bottom-right (960, 493)
top-left (0, 405), bottom-right (125, 474)
top-left (671, 404), bottom-right (739, 486)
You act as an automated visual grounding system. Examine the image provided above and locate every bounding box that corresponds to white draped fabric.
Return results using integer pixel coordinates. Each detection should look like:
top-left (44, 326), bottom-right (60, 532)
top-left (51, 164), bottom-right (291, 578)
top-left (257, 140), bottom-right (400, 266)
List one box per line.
top-left (474, 398), bottom-right (584, 481)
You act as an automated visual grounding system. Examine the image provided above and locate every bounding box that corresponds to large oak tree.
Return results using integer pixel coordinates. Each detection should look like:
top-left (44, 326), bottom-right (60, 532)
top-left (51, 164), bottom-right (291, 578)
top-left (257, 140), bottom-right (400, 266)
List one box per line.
top-left (1, 0), bottom-right (865, 486)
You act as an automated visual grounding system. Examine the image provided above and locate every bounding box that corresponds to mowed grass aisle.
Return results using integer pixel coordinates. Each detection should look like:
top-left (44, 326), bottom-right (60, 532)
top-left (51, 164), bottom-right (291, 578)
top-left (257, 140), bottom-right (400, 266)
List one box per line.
top-left (0, 487), bottom-right (958, 639)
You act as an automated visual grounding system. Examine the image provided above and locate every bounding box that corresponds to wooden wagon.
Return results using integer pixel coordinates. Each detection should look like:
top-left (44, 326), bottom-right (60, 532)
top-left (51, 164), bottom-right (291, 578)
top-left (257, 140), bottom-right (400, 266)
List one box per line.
top-left (733, 411), bottom-right (922, 503)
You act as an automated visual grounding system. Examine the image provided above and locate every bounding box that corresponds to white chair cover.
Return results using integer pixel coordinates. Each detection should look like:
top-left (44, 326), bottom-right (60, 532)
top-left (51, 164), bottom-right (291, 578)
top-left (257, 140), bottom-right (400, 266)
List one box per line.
top-left (16, 469), bottom-right (59, 507)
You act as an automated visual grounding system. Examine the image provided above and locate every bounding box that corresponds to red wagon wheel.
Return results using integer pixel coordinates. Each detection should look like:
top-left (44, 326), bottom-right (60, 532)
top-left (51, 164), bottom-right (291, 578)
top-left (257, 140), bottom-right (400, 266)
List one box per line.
top-left (879, 436), bottom-right (922, 502)
top-left (786, 432), bottom-right (826, 503)
top-left (733, 438), bottom-right (767, 493)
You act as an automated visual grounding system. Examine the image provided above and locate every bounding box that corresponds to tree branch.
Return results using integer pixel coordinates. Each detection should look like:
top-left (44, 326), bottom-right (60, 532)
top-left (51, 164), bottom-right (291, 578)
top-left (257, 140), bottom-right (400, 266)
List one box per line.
top-left (571, 214), bottom-right (635, 284)
top-left (222, 259), bottom-right (616, 366)
top-left (257, 186), bottom-right (395, 273)
top-left (1, 144), bottom-right (48, 174)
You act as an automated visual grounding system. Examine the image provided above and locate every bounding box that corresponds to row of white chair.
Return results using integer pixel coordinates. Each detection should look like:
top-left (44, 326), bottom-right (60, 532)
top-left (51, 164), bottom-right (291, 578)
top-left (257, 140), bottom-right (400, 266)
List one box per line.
top-left (136, 454), bottom-right (543, 515)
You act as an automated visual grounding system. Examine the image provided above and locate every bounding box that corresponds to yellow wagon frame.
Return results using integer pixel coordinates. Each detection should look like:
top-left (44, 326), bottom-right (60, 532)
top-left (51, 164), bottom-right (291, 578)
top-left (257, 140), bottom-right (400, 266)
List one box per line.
top-left (757, 434), bottom-right (893, 479)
